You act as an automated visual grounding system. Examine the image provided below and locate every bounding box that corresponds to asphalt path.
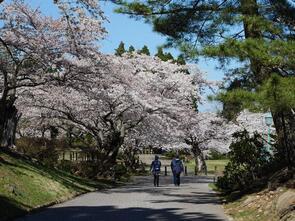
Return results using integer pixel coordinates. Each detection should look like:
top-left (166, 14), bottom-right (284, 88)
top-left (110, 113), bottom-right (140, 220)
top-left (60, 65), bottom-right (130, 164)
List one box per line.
top-left (17, 175), bottom-right (228, 221)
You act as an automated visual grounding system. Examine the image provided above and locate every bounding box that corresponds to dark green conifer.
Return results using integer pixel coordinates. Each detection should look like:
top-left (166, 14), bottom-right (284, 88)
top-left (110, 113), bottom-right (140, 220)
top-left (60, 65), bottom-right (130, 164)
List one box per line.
top-left (176, 54), bottom-right (186, 65)
top-left (115, 41), bottom-right (126, 56)
top-left (128, 45), bottom-right (135, 53)
top-left (139, 45), bottom-right (150, 56)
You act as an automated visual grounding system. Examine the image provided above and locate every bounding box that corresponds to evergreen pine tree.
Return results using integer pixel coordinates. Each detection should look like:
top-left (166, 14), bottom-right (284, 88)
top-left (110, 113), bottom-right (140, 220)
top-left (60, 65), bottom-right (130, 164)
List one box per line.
top-left (128, 45), bottom-right (135, 53)
top-left (115, 41), bottom-right (126, 56)
top-left (165, 52), bottom-right (174, 61)
top-left (155, 47), bottom-right (167, 61)
top-left (139, 45), bottom-right (150, 56)
top-left (176, 54), bottom-right (186, 65)
top-left (156, 48), bottom-right (175, 62)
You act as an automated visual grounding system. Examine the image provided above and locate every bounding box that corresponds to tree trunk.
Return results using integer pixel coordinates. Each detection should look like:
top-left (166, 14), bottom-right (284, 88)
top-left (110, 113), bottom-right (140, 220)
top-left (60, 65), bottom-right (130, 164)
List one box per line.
top-left (198, 154), bottom-right (208, 175)
top-left (98, 131), bottom-right (125, 176)
top-left (0, 100), bottom-right (18, 148)
top-left (241, 0), bottom-right (266, 83)
top-left (191, 142), bottom-right (206, 174)
top-left (272, 110), bottom-right (295, 169)
top-left (195, 157), bottom-right (199, 174)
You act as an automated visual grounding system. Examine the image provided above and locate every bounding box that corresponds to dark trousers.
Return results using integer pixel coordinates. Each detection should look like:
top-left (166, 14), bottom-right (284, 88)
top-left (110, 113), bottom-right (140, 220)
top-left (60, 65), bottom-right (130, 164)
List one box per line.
top-left (173, 173), bottom-right (181, 186)
top-left (153, 174), bottom-right (159, 187)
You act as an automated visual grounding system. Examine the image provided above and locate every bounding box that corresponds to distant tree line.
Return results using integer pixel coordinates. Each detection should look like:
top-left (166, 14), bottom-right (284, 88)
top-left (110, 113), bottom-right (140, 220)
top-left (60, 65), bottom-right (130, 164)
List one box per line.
top-left (115, 41), bottom-right (186, 65)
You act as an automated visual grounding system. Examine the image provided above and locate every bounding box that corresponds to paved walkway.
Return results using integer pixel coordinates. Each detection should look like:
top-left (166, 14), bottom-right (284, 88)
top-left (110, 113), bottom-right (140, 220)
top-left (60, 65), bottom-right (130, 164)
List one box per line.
top-left (17, 176), bottom-right (228, 221)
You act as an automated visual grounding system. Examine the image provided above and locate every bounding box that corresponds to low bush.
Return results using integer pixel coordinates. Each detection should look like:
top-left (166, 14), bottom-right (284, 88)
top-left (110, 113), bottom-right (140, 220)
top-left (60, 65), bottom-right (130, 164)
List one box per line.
top-left (16, 137), bottom-right (59, 167)
top-left (208, 149), bottom-right (228, 160)
top-left (37, 147), bottom-right (59, 167)
top-left (118, 147), bottom-right (142, 173)
top-left (163, 149), bottom-right (190, 160)
top-left (113, 163), bottom-right (129, 181)
top-left (56, 160), bottom-right (74, 173)
top-left (217, 130), bottom-right (272, 193)
top-left (72, 161), bottom-right (99, 179)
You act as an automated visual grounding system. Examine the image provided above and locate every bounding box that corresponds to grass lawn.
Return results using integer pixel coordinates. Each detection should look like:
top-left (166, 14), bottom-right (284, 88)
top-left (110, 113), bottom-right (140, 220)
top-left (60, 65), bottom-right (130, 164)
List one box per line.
top-left (0, 151), bottom-right (114, 221)
top-left (185, 159), bottom-right (229, 175)
top-left (207, 160), bottom-right (229, 175)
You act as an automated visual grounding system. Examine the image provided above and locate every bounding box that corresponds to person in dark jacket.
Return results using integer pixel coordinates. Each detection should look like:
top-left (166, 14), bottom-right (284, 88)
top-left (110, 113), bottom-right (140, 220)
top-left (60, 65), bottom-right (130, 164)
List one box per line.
top-left (150, 155), bottom-right (161, 187)
top-left (170, 154), bottom-right (184, 186)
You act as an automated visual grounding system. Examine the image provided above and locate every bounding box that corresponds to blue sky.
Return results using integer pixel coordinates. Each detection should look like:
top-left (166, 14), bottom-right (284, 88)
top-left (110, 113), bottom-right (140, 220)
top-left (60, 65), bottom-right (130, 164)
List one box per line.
top-left (5, 0), bottom-right (226, 112)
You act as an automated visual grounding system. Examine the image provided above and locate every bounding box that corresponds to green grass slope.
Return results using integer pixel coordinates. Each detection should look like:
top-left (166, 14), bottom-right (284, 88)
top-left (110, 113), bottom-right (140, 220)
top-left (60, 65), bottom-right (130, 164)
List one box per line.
top-left (0, 151), bottom-right (113, 221)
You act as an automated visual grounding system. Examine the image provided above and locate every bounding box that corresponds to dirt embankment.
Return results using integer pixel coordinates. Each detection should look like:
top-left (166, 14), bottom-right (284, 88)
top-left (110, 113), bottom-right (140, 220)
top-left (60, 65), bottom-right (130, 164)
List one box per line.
top-left (225, 169), bottom-right (295, 221)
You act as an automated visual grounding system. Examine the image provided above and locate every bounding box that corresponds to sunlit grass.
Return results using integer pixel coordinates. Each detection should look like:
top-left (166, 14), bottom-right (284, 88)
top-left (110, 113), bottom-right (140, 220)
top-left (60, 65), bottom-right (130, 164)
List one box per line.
top-left (0, 151), bottom-right (113, 220)
top-left (185, 159), bottom-right (229, 175)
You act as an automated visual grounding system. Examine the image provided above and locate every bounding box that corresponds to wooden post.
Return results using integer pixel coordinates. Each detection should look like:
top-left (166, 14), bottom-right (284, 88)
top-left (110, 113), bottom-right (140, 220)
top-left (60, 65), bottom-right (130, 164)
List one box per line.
top-left (195, 166), bottom-right (198, 175)
top-left (62, 152), bottom-right (65, 160)
top-left (165, 166), bottom-right (167, 176)
top-left (185, 166), bottom-right (187, 176)
top-left (76, 152), bottom-right (78, 161)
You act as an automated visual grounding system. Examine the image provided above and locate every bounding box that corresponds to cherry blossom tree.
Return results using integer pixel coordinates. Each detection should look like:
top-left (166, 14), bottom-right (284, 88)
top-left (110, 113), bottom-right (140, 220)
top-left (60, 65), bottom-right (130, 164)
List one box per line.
top-left (182, 110), bottom-right (273, 173)
top-left (0, 0), bottom-right (106, 148)
top-left (180, 112), bottom-right (225, 173)
top-left (18, 53), bottom-right (208, 173)
top-left (129, 104), bottom-right (273, 174)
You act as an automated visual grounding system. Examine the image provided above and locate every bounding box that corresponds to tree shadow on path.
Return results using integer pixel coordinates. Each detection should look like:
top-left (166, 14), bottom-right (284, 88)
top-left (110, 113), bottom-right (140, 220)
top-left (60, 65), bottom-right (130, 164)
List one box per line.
top-left (19, 205), bottom-right (225, 221)
top-left (17, 176), bottom-right (227, 221)
top-left (150, 191), bottom-right (222, 205)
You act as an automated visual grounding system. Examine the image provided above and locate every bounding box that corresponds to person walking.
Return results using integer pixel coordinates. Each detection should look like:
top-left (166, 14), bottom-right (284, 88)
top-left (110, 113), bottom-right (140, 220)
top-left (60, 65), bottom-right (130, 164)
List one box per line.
top-left (171, 154), bottom-right (184, 186)
top-left (150, 155), bottom-right (161, 187)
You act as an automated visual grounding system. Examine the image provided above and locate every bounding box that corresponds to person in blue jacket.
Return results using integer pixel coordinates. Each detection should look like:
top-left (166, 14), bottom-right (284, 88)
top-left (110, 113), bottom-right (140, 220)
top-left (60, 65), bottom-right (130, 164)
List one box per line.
top-left (170, 154), bottom-right (184, 186)
top-left (150, 155), bottom-right (161, 187)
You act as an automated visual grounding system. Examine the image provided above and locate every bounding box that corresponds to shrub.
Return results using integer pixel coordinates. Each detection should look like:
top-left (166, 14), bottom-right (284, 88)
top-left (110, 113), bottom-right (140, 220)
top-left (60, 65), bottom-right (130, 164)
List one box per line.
top-left (118, 147), bottom-right (142, 173)
top-left (36, 147), bottom-right (59, 168)
top-left (152, 147), bottom-right (163, 154)
top-left (163, 149), bottom-right (190, 160)
top-left (72, 161), bottom-right (98, 179)
top-left (16, 137), bottom-right (59, 167)
top-left (113, 163), bottom-right (129, 181)
top-left (216, 130), bottom-right (272, 193)
top-left (56, 160), bottom-right (74, 173)
top-left (208, 149), bottom-right (228, 160)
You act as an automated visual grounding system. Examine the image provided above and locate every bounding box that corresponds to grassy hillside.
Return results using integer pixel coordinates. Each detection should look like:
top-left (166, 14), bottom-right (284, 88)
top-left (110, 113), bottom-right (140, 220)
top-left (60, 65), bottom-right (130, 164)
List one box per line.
top-left (0, 151), bottom-right (113, 221)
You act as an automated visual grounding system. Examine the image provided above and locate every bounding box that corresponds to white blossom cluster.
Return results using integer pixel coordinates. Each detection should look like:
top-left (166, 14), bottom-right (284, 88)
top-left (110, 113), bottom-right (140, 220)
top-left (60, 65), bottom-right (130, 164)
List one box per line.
top-left (18, 52), bottom-right (207, 151)
top-left (0, 0), bottom-right (107, 98)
